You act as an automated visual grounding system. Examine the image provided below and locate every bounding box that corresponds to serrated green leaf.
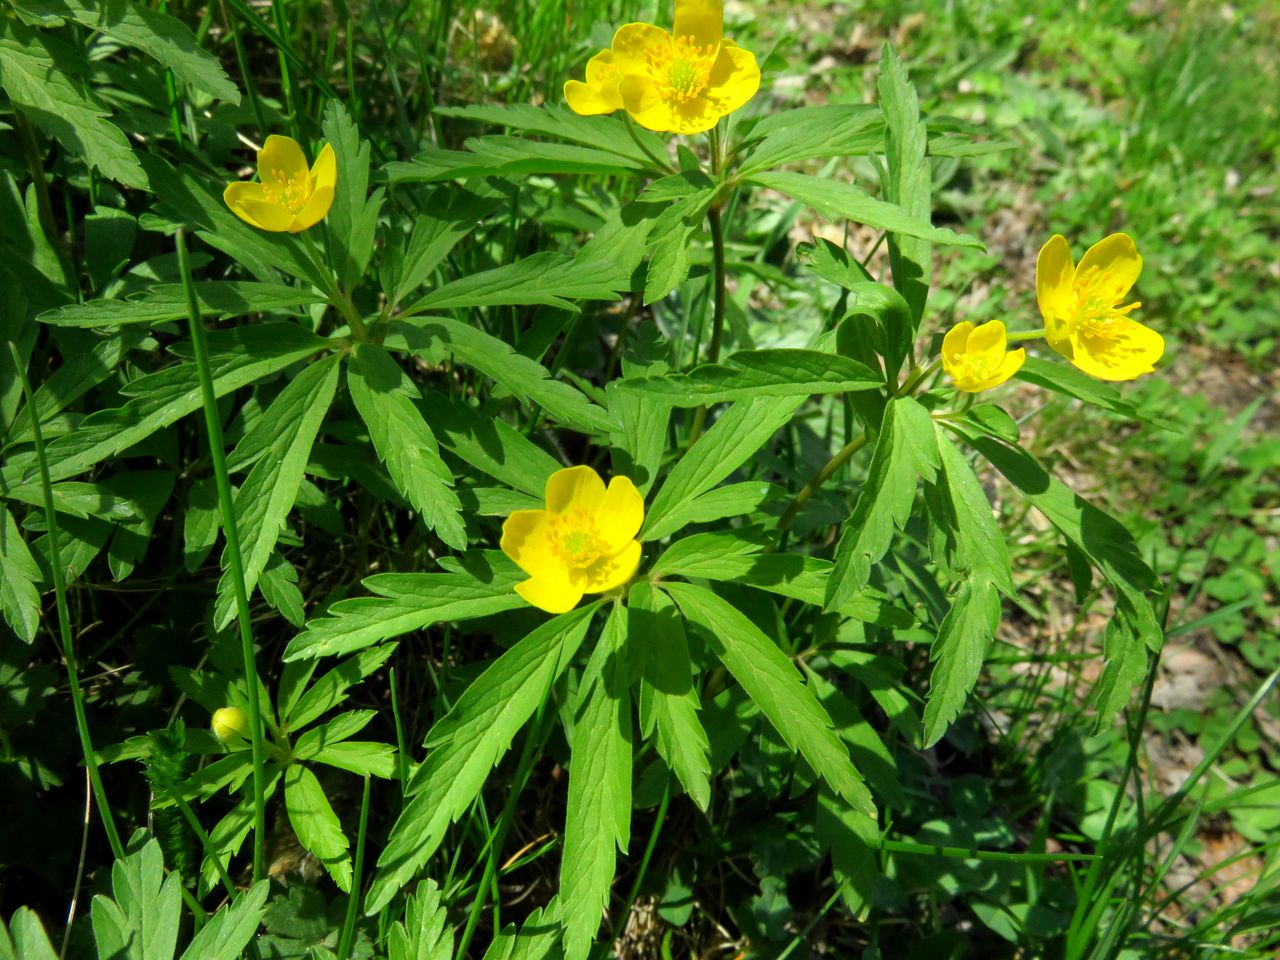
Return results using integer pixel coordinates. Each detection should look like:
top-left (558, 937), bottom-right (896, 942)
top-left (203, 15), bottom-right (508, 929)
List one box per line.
top-left (419, 391), bottom-right (560, 498)
top-left (366, 605), bottom-right (598, 915)
top-left (926, 427), bottom-right (1015, 595)
top-left (38, 282), bottom-right (325, 328)
top-left (643, 193), bottom-right (711, 304)
top-left (1091, 617), bottom-right (1150, 731)
top-left (348, 343), bottom-right (465, 549)
top-left (386, 138), bottom-right (647, 183)
top-left (0, 29), bottom-right (146, 188)
top-left (561, 605), bottom-right (632, 960)
top-left (643, 395), bottom-right (804, 541)
top-left (312, 741), bottom-right (397, 778)
top-left (388, 880), bottom-right (453, 960)
top-left (878, 44), bottom-right (931, 324)
top-left (749, 171), bottom-right (981, 249)
top-left (292, 709), bottom-right (376, 757)
top-left (1014, 355), bottom-right (1164, 426)
top-left (392, 186), bottom-right (503, 307)
top-left (284, 764), bottom-right (352, 891)
top-left (288, 643), bottom-right (397, 730)
top-left (214, 355), bottom-right (339, 629)
top-left (620, 349), bottom-right (881, 406)
top-left (740, 104), bottom-right (885, 175)
top-left (90, 839), bottom-right (182, 960)
top-left (921, 577), bottom-right (1001, 747)
top-left (630, 583), bottom-right (710, 810)
top-left (321, 100), bottom-right (381, 290)
top-left (836, 282), bottom-right (913, 381)
top-left (179, 881), bottom-right (269, 960)
top-left (0, 506), bottom-right (41, 643)
top-left (665, 582), bottom-right (873, 816)
top-left (826, 397), bottom-right (940, 611)
top-left (6, 907), bottom-right (58, 960)
top-left (434, 104), bottom-right (666, 168)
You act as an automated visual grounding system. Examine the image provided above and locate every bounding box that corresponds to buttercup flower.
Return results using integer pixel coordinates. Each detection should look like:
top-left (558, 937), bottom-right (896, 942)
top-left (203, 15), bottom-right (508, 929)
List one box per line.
top-left (1036, 233), bottom-right (1164, 381)
top-left (211, 706), bottom-right (249, 744)
top-left (224, 135), bottom-right (336, 234)
top-left (501, 466), bottom-right (644, 614)
top-left (564, 0), bottom-right (760, 135)
top-left (941, 320), bottom-right (1026, 392)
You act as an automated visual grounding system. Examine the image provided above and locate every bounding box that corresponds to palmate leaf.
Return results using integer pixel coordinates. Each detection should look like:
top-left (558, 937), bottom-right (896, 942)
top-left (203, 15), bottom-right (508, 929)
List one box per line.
top-left (90, 839), bottom-right (182, 960)
top-left (921, 576), bottom-right (1002, 747)
top-left (0, 27), bottom-right (146, 188)
top-left (560, 605), bottom-right (633, 960)
top-left (387, 880), bottom-right (453, 960)
top-left (664, 582), bottom-right (874, 817)
top-left (878, 44), bottom-right (932, 326)
top-left (288, 644), bottom-right (398, 730)
top-left (630, 583), bottom-right (711, 810)
top-left (738, 104), bottom-right (884, 176)
top-left (826, 397), bottom-right (940, 611)
top-left (642, 395), bottom-right (805, 541)
top-left (213, 355), bottom-right (339, 630)
top-left (749, 171), bottom-right (982, 249)
top-left (391, 185), bottom-right (504, 307)
top-left (366, 605), bottom-right (599, 915)
top-left (0, 324), bottom-right (328, 488)
top-left (348, 343), bottom-right (466, 550)
top-left (38, 282), bottom-right (326, 328)
top-left (16, 0), bottom-right (239, 103)
top-left (0, 505), bottom-right (41, 643)
top-left (322, 100), bottom-right (382, 291)
top-left (284, 763), bottom-right (352, 891)
top-left (619, 349), bottom-right (882, 406)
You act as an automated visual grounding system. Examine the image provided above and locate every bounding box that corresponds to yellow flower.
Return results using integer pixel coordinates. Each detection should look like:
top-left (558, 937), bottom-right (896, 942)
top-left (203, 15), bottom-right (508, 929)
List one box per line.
top-left (565, 0), bottom-right (760, 135)
top-left (941, 320), bottom-right (1026, 393)
top-left (211, 706), bottom-right (249, 744)
top-left (1036, 233), bottom-right (1164, 381)
top-left (501, 466), bottom-right (644, 614)
top-left (224, 135), bottom-right (337, 234)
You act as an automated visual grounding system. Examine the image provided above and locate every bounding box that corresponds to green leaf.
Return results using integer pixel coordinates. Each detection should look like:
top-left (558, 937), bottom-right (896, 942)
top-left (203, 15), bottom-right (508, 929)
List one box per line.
top-left (561, 605), bottom-right (633, 960)
top-left (419, 391), bottom-right (560, 498)
top-left (387, 880), bottom-right (453, 960)
top-left (288, 644), bottom-right (397, 730)
top-left (392, 186), bottom-right (503, 307)
top-left (479, 904), bottom-right (563, 960)
top-left (877, 44), bottom-right (931, 325)
top-left (366, 605), bottom-right (598, 915)
top-left (386, 138), bottom-right (647, 183)
top-left (214, 355), bottom-right (339, 629)
top-left (1, 324), bottom-right (328, 487)
top-left (1091, 617), bottom-right (1150, 731)
top-left (38, 282), bottom-right (326, 328)
top-left (607, 380), bottom-right (669, 497)
top-left (90, 839), bottom-right (182, 960)
top-left (798, 237), bottom-right (873, 291)
top-left (20, 0), bottom-right (239, 103)
top-left (1014, 355), bottom-right (1163, 426)
top-left (0, 28), bottom-right (146, 188)
top-left (921, 577), bottom-right (1001, 747)
top-left (619, 349), bottom-right (881, 406)
top-left (665, 582), bottom-right (873, 816)
top-left (433, 104), bottom-right (666, 168)
top-left (283, 564), bottom-right (525, 661)
top-left (836, 282), bottom-right (914, 382)
top-left (643, 395), bottom-right (804, 541)
top-left (5, 908), bottom-right (58, 960)
top-left (642, 189), bottom-right (714, 304)
top-left (312, 741), bottom-right (397, 778)
top-left (630, 583), bottom-right (711, 810)
top-left (397, 317), bottom-right (613, 435)
top-left (406, 252), bottom-right (625, 314)
top-left (321, 100), bottom-right (382, 291)
top-left (348, 343), bottom-right (465, 550)
top-left (826, 397), bottom-right (939, 611)
top-left (0, 505), bottom-right (41, 643)
top-left (739, 104), bottom-right (885, 175)
top-left (748, 171), bottom-right (982, 249)
top-left (284, 764), bottom-right (352, 891)
top-left (178, 882), bottom-right (269, 960)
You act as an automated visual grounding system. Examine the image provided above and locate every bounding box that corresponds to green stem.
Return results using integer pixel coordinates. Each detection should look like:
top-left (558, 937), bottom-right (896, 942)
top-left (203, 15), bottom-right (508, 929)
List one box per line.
top-left (338, 776), bottom-right (372, 960)
top-left (601, 785), bottom-right (671, 956)
top-left (775, 433), bottom-right (869, 535)
top-left (687, 205), bottom-right (728, 445)
top-left (1004, 327), bottom-right (1046, 343)
top-left (880, 838), bottom-right (1098, 863)
top-left (7, 342), bottom-right (124, 862)
top-left (622, 113), bottom-right (673, 172)
top-left (174, 229), bottom-right (268, 883)
top-left (12, 110), bottom-right (76, 290)
top-left (896, 357), bottom-right (941, 397)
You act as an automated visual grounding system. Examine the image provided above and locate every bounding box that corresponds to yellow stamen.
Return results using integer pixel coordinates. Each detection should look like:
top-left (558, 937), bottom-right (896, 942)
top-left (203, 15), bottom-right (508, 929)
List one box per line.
top-left (647, 35), bottom-right (717, 104)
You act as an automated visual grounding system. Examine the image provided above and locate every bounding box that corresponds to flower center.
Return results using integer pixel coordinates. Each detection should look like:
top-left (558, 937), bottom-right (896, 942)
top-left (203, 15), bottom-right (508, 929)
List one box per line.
top-left (650, 34), bottom-right (716, 103)
top-left (547, 509), bottom-right (608, 568)
top-left (1071, 265), bottom-right (1141, 340)
top-left (261, 168), bottom-right (311, 213)
top-left (954, 354), bottom-right (997, 383)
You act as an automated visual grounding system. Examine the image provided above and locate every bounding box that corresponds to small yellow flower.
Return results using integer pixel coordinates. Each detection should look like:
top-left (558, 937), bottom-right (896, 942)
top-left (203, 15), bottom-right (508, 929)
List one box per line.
top-left (1036, 233), bottom-right (1164, 381)
top-left (501, 466), bottom-right (644, 614)
top-left (224, 135), bottom-right (337, 234)
top-left (565, 0), bottom-right (760, 135)
top-left (941, 320), bottom-right (1026, 393)
top-left (211, 706), bottom-right (250, 744)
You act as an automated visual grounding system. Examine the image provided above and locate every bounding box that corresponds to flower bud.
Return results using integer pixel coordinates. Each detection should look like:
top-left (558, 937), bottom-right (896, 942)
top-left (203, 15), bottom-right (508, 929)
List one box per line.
top-left (211, 706), bottom-right (250, 744)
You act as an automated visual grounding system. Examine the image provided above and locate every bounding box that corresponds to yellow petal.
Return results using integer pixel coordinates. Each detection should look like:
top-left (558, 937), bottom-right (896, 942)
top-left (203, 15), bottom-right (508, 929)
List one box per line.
top-left (966, 319), bottom-right (1008, 357)
top-left (941, 321), bottom-right (973, 365)
top-left (673, 0), bottom-right (722, 47)
top-left (705, 41), bottom-right (760, 116)
top-left (565, 79), bottom-right (621, 115)
top-left (1036, 234), bottom-right (1075, 351)
top-left (288, 184), bottom-right (334, 233)
top-left (500, 509), bottom-right (557, 577)
top-left (620, 74), bottom-right (685, 133)
top-left (1076, 232), bottom-right (1142, 301)
top-left (611, 22), bottom-right (671, 65)
top-left (1070, 318), bottom-right (1164, 381)
top-left (545, 465), bottom-right (606, 517)
top-left (996, 347), bottom-right (1026, 384)
top-left (515, 573), bottom-right (584, 614)
top-left (223, 181), bottom-right (293, 232)
top-left (309, 142), bottom-right (337, 192)
top-left (581, 539), bottom-right (642, 594)
top-left (258, 135), bottom-right (309, 191)
top-left (596, 476), bottom-right (644, 552)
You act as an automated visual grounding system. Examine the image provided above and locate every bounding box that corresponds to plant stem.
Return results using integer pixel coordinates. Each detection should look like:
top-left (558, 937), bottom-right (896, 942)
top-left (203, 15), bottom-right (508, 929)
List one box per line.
top-left (1004, 327), bottom-right (1045, 343)
top-left (12, 110), bottom-right (76, 290)
top-left (174, 229), bottom-right (268, 884)
top-left (776, 433), bottom-right (869, 535)
top-left (9, 342), bottom-right (125, 862)
top-left (895, 357), bottom-right (941, 397)
top-left (600, 785), bottom-right (671, 956)
top-left (338, 776), bottom-right (372, 960)
top-left (687, 205), bottom-right (728, 445)
top-left (622, 113), bottom-right (673, 172)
